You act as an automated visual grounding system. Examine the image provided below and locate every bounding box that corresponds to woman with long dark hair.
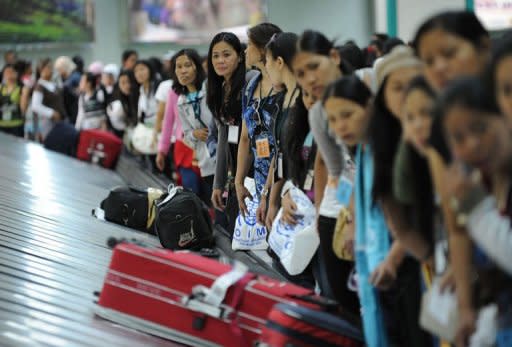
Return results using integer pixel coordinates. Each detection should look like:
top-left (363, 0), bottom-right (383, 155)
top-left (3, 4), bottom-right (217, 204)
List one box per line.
top-left (106, 69), bottom-right (139, 138)
top-left (234, 23), bottom-right (282, 217)
top-left (207, 32), bottom-right (248, 233)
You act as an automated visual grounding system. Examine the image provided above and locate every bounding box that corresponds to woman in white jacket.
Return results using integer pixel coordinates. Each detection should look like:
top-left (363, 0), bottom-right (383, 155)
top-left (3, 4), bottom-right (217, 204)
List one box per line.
top-left (171, 48), bottom-right (216, 206)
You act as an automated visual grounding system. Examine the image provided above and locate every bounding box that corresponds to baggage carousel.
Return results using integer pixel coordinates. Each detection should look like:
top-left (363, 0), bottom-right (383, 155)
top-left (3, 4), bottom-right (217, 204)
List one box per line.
top-left (0, 134), bottom-right (184, 346)
top-left (0, 133), bottom-right (281, 346)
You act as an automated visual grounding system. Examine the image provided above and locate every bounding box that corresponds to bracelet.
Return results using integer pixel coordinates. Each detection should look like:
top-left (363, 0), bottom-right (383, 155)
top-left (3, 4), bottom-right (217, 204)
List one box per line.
top-left (261, 188), bottom-right (269, 197)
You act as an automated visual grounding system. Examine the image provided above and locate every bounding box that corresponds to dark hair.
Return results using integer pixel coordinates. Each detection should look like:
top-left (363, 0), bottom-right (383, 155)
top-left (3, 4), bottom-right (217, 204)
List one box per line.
top-left (148, 56), bottom-right (164, 79)
top-left (112, 69), bottom-right (139, 126)
top-left (337, 43), bottom-right (364, 70)
top-left (170, 49), bottom-right (206, 95)
top-left (322, 75), bottom-right (372, 107)
top-left (36, 58), bottom-right (52, 80)
top-left (248, 22), bottom-right (282, 59)
top-left (206, 32), bottom-right (246, 123)
top-left (122, 49), bottom-right (138, 63)
top-left (373, 33), bottom-right (389, 42)
top-left (382, 37), bottom-right (405, 55)
top-left (484, 35), bottom-right (512, 112)
top-left (83, 72), bottom-right (98, 89)
top-left (285, 89), bottom-right (311, 185)
top-left (72, 55), bottom-right (84, 73)
top-left (133, 59), bottom-right (160, 95)
top-left (369, 76), bottom-right (403, 203)
top-left (405, 75), bottom-right (436, 100)
top-left (296, 30), bottom-right (353, 75)
top-left (412, 11), bottom-right (489, 54)
top-left (265, 32), bottom-right (299, 68)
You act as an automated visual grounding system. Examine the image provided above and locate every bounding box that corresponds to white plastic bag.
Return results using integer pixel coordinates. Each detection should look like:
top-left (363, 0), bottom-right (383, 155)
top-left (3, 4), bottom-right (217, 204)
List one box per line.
top-left (268, 186), bottom-right (319, 275)
top-left (232, 178), bottom-right (268, 250)
top-left (131, 123), bottom-right (160, 155)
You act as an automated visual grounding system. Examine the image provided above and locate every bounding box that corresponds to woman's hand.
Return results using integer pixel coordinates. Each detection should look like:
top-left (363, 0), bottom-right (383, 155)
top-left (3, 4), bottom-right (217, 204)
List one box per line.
top-left (369, 258), bottom-right (398, 291)
top-left (439, 266), bottom-right (456, 293)
top-left (281, 191), bottom-right (298, 226)
top-left (211, 188), bottom-right (225, 211)
top-left (256, 197), bottom-right (267, 225)
top-left (455, 306), bottom-right (477, 347)
top-left (193, 128), bottom-right (209, 142)
top-left (265, 203), bottom-right (279, 231)
top-left (235, 181), bottom-right (253, 217)
top-left (156, 152), bottom-right (166, 172)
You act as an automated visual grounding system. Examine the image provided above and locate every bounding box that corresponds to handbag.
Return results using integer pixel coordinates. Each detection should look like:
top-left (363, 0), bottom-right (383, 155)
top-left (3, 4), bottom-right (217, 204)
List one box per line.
top-left (268, 186), bottom-right (319, 275)
top-left (232, 178), bottom-right (268, 250)
top-left (332, 207), bottom-right (354, 261)
top-left (131, 123), bottom-right (160, 155)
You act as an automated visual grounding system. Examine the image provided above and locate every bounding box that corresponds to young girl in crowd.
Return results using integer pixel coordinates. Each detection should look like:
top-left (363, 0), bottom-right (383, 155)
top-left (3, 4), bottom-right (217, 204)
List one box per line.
top-left (207, 32), bottom-right (248, 233)
top-left (283, 30), bottom-right (359, 311)
top-left (106, 69), bottom-right (139, 139)
top-left (171, 48), bottom-right (216, 206)
top-left (234, 22), bottom-right (282, 217)
top-left (31, 58), bottom-right (67, 141)
top-left (0, 64), bottom-right (29, 137)
top-left (437, 77), bottom-right (512, 347)
top-left (75, 72), bottom-right (107, 131)
top-left (134, 59), bottom-right (161, 128)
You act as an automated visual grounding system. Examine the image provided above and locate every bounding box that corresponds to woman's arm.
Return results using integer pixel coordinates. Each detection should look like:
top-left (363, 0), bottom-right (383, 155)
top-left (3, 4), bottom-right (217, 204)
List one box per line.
top-left (313, 151), bottom-right (327, 210)
top-left (234, 120), bottom-right (254, 216)
top-left (158, 91), bottom-right (178, 156)
top-left (20, 86), bottom-right (30, 115)
top-left (31, 90), bottom-right (56, 119)
top-left (155, 101), bottom-right (166, 133)
top-left (213, 122), bottom-right (228, 190)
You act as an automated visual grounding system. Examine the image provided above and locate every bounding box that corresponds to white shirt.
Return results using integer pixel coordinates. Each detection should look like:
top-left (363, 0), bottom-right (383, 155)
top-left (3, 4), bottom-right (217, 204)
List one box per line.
top-left (75, 89), bottom-right (106, 130)
top-left (155, 80), bottom-right (173, 103)
top-left (107, 100), bottom-right (127, 131)
top-left (137, 84), bottom-right (158, 127)
top-left (31, 79), bottom-right (57, 119)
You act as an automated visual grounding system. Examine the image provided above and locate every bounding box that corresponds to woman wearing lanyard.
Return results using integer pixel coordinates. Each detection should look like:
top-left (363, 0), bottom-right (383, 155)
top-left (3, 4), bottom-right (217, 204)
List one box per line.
top-left (172, 48), bottom-right (216, 207)
top-left (234, 22), bottom-right (282, 217)
top-left (256, 33), bottom-right (300, 230)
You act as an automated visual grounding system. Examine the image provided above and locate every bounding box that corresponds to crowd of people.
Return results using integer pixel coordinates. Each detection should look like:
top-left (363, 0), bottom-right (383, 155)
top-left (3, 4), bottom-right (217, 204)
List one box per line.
top-left (2, 9), bottom-right (512, 347)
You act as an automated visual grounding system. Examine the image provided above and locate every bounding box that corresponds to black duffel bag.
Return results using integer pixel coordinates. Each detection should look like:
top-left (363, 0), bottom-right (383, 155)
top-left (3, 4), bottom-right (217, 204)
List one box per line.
top-left (154, 186), bottom-right (214, 250)
top-left (100, 186), bottom-right (164, 233)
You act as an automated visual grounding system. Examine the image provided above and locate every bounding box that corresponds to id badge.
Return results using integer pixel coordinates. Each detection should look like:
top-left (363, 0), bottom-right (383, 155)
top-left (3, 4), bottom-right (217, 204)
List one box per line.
top-left (303, 169), bottom-right (314, 191)
top-left (256, 137), bottom-right (270, 158)
top-left (1, 105), bottom-right (12, 121)
top-left (336, 175), bottom-right (353, 206)
top-left (277, 153), bottom-right (284, 179)
top-left (228, 125), bottom-right (239, 144)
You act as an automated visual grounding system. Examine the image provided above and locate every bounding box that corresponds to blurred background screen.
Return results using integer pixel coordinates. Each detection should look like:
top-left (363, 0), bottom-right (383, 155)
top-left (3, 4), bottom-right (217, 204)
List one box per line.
top-left (475, 0), bottom-right (512, 31)
top-left (129, 0), bottom-right (268, 43)
top-left (0, 0), bottom-right (95, 44)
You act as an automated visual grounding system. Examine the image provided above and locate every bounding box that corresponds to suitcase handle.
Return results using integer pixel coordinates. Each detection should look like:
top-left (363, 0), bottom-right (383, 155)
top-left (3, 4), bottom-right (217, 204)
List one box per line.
top-left (289, 294), bottom-right (340, 311)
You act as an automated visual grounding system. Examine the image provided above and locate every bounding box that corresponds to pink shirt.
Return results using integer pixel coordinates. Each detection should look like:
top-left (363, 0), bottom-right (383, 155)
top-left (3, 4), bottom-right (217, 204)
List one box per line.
top-left (158, 89), bottom-right (183, 155)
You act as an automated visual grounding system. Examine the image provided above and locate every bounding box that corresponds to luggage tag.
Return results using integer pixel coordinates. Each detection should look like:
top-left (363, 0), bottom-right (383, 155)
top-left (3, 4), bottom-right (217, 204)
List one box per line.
top-left (228, 125), bottom-right (239, 144)
top-left (255, 137), bottom-right (270, 158)
top-left (277, 153), bottom-right (284, 179)
top-left (303, 169), bottom-right (314, 191)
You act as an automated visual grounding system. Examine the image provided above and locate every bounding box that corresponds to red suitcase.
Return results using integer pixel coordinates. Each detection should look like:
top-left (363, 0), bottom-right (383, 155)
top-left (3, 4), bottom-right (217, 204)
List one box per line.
top-left (95, 243), bottom-right (314, 347)
top-left (77, 129), bottom-right (122, 169)
top-left (261, 303), bottom-right (365, 347)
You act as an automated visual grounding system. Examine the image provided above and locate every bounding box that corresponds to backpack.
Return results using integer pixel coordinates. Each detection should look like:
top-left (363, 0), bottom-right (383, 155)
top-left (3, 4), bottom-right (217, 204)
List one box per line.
top-left (154, 186), bottom-right (214, 250)
top-left (100, 186), bottom-right (164, 232)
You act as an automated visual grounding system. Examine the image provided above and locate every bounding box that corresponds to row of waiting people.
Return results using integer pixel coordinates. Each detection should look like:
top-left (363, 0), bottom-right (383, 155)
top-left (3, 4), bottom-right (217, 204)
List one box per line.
top-left (4, 9), bottom-right (512, 346)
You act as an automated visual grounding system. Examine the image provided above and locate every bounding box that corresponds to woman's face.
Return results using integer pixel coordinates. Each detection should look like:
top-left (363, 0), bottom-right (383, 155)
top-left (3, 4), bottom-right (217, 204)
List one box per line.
top-left (118, 75), bottom-right (131, 96)
top-left (40, 63), bottom-right (53, 80)
top-left (211, 41), bottom-right (240, 81)
top-left (384, 66), bottom-right (421, 118)
top-left (245, 38), bottom-right (263, 68)
top-left (264, 51), bottom-right (284, 87)
top-left (495, 55), bottom-right (512, 126)
top-left (302, 88), bottom-right (316, 110)
top-left (292, 51), bottom-right (341, 100)
top-left (134, 63), bottom-right (150, 84)
top-left (175, 54), bottom-right (197, 89)
top-left (3, 66), bottom-right (17, 84)
top-left (443, 105), bottom-right (511, 175)
top-left (324, 96), bottom-right (370, 147)
top-left (401, 89), bottom-right (434, 154)
top-left (418, 29), bottom-right (486, 91)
